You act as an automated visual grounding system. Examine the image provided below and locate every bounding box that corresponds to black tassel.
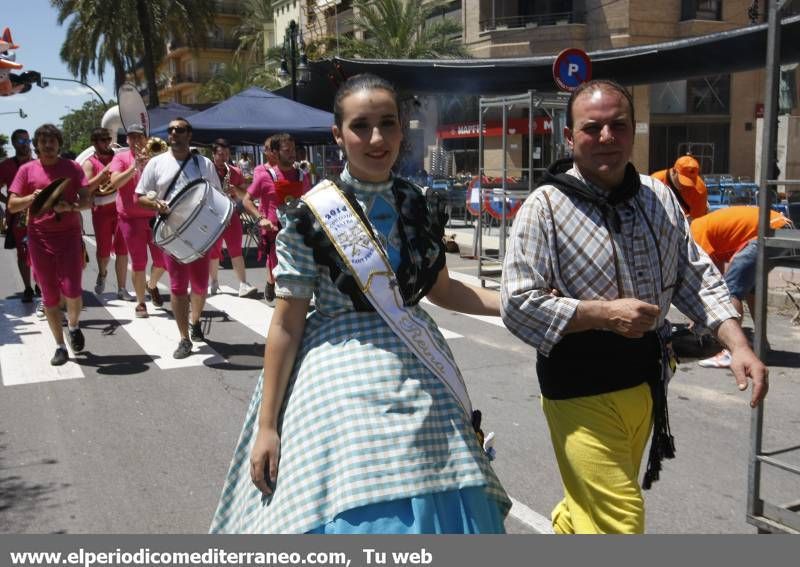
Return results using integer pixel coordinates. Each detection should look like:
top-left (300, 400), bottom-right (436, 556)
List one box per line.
top-left (642, 355), bottom-right (676, 490)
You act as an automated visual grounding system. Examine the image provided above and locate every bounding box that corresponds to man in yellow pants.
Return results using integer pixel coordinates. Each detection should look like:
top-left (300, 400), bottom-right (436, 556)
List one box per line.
top-left (501, 80), bottom-right (768, 533)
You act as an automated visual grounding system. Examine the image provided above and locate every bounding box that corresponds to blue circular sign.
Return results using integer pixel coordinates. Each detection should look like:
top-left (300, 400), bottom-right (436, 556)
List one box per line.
top-left (553, 48), bottom-right (592, 92)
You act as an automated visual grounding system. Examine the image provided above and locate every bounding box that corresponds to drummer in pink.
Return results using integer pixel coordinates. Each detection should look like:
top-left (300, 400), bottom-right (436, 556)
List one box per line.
top-left (83, 127), bottom-right (131, 301)
top-left (8, 124), bottom-right (93, 366)
top-left (208, 138), bottom-right (257, 298)
top-left (243, 133), bottom-right (311, 307)
top-left (109, 124), bottom-right (167, 319)
top-left (136, 118), bottom-right (221, 360)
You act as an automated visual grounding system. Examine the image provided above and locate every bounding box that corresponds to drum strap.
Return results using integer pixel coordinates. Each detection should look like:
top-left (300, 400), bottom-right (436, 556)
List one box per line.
top-left (303, 180), bottom-right (475, 421)
top-left (165, 155), bottom-right (198, 200)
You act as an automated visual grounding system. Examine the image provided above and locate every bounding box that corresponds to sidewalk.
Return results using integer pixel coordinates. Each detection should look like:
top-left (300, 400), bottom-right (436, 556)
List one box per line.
top-left (445, 224), bottom-right (800, 310)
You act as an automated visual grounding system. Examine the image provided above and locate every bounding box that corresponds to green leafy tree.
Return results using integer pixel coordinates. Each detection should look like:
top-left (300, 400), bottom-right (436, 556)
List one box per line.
top-left (339, 0), bottom-right (469, 59)
top-left (51, 0), bottom-right (141, 91)
top-left (51, 0), bottom-right (216, 107)
top-left (59, 99), bottom-right (113, 156)
top-left (235, 0), bottom-right (274, 65)
top-left (197, 62), bottom-right (282, 103)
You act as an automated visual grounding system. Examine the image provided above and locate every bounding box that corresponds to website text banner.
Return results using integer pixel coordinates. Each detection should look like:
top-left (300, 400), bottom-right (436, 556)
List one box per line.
top-left (1, 535), bottom-right (797, 567)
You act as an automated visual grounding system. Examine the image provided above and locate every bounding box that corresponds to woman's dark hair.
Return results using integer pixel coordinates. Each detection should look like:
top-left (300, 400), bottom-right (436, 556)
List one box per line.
top-left (566, 79), bottom-right (635, 130)
top-left (33, 124), bottom-right (64, 150)
top-left (211, 138), bottom-right (229, 152)
top-left (333, 73), bottom-right (399, 129)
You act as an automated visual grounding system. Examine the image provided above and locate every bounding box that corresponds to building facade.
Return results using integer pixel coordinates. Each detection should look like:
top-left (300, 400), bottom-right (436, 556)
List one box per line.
top-left (157, 0), bottom-right (275, 104)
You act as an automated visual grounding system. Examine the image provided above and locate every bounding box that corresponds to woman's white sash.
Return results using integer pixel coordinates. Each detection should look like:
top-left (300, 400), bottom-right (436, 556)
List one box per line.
top-left (302, 180), bottom-right (474, 419)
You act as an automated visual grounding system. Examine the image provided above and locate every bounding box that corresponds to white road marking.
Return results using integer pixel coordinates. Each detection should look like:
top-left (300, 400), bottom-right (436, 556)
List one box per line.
top-left (509, 496), bottom-right (554, 534)
top-left (101, 297), bottom-right (225, 370)
top-left (205, 285), bottom-right (274, 338)
top-left (0, 299), bottom-right (84, 385)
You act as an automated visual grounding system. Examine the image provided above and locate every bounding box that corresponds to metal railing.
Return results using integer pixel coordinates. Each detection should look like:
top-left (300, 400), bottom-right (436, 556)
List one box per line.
top-left (479, 11), bottom-right (582, 32)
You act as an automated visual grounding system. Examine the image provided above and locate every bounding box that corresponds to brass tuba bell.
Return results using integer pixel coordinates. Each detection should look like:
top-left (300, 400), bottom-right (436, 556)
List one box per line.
top-left (145, 136), bottom-right (169, 158)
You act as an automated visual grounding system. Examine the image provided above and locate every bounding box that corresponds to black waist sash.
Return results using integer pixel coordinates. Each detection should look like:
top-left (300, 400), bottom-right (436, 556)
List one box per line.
top-left (537, 330), bottom-right (661, 400)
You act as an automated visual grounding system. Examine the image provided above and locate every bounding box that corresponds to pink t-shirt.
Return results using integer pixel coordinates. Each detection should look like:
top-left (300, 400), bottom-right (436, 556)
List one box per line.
top-left (246, 164), bottom-right (311, 225)
top-left (10, 158), bottom-right (87, 234)
top-left (110, 150), bottom-right (154, 219)
top-left (0, 157), bottom-right (23, 192)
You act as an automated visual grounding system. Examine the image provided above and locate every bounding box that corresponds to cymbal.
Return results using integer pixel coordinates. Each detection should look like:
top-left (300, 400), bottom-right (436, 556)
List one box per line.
top-left (30, 178), bottom-right (71, 217)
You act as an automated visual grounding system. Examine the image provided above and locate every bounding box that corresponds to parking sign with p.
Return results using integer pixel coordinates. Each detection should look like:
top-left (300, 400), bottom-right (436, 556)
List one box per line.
top-left (552, 48), bottom-right (592, 92)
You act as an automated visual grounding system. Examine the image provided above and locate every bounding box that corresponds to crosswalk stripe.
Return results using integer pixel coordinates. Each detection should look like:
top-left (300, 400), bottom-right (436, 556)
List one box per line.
top-left (0, 299), bottom-right (85, 385)
top-left (205, 285), bottom-right (273, 338)
top-left (100, 296), bottom-right (225, 370)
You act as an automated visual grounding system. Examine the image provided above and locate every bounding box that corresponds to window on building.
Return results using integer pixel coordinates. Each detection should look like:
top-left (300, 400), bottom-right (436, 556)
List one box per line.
top-left (650, 75), bottom-right (730, 115)
top-left (649, 122), bottom-right (729, 174)
top-left (680, 0), bottom-right (722, 21)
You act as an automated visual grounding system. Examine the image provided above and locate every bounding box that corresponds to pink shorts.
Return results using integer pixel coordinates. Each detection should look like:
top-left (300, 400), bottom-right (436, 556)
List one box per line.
top-left (118, 216), bottom-right (166, 272)
top-left (27, 229), bottom-right (83, 307)
top-left (262, 230), bottom-right (278, 272)
top-left (165, 253), bottom-right (210, 297)
top-left (92, 202), bottom-right (128, 259)
top-left (209, 213), bottom-right (244, 260)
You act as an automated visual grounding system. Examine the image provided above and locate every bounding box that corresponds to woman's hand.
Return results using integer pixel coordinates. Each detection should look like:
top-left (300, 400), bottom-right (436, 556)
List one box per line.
top-left (250, 426), bottom-right (281, 495)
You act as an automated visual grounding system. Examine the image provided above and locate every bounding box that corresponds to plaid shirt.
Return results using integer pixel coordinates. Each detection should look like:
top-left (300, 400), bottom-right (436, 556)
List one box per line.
top-left (501, 166), bottom-right (738, 356)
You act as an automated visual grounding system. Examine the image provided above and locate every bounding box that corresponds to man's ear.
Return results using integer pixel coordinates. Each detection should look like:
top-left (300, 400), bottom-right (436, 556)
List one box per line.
top-left (563, 126), bottom-right (574, 150)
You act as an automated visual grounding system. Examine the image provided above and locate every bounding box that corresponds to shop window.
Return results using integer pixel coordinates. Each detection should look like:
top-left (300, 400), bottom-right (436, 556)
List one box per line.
top-left (650, 75), bottom-right (730, 115)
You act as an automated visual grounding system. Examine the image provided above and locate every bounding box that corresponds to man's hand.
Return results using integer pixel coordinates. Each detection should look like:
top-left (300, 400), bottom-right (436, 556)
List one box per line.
top-left (729, 345), bottom-right (769, 408)
top-left (604, 298), bottom-right (661, 338)
top-left (258, 217), bottom-right (275, 231)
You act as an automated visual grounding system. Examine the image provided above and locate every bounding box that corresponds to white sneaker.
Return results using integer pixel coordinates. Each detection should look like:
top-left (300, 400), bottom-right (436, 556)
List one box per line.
top-left (35, 301), bottom-right (46, 319)
top-left (209, 280), bottom-right (219, 296)
top-left (116, 288), bottom-right (134, 301)
top-left (238, 282), bottom-right (257, 298)
top-left (698, 349), bottom-right (732, 368)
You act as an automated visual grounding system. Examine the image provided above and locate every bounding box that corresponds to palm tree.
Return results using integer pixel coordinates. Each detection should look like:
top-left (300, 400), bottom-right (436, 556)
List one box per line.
top-left (134, 0), bottom-right (216, 107)
top-left (234, 0), bottom-right (274, 66)
top-left (51, 0), bottom-right (215, 107)
top-left (197, 62), bottom-right (282, 103)
top-left (339, 0), bottom-right (469, 59)
top-left (51, 0), bottom-right (140, 91)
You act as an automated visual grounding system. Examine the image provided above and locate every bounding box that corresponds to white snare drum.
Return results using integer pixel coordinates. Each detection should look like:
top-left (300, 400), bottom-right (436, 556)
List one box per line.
top-left (152, 178), bottom-right (233, 264)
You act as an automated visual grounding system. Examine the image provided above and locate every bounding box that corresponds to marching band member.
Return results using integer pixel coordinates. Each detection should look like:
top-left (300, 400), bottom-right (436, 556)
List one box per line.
top-left (83, 127), bottom-right (132, 301)
top-left (8, 124), bottom-right (93, 366)
top-left (207, 138), bottom-right (257, 298)
top-left (109, 125), bottom-right (167, 319)
top-left (211, 74), bottom-right (509, 534)
top-left (0, 128), bottom-right (36, 302)
top-left (136, 118), bottom-right (221, 359)
top-left (242, 133), bottom-right (310, 306)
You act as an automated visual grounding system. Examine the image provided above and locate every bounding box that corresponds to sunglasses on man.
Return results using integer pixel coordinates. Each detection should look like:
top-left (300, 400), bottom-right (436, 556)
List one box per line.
top-left (167, 126), bottom-right (189, 134)
top-left (93, 137), bottom-right (112, 142)
top-left (13, 138), bottom-right (31, 145)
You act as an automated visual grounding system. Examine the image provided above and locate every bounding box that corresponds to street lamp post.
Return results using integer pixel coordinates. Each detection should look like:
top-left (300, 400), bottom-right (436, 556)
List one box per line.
top-left (39, 76), bottom-right (108, 109)
top-left (279, 20), bottom-right (310, 101)
top-left (0, 108), bottom-right (27, 118)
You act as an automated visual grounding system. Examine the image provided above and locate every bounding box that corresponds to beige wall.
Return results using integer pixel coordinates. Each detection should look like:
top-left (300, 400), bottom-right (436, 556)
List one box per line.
top-left (483, 135), bottom-right (523, 178)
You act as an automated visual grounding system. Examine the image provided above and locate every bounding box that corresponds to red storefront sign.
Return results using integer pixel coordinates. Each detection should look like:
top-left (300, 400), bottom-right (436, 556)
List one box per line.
top-left (436, 117), bottom-right (553, 140)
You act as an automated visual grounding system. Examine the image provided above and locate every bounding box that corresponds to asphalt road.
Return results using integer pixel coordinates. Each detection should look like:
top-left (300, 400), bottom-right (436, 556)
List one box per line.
top-left (1, 217), bottom-right (798, 534)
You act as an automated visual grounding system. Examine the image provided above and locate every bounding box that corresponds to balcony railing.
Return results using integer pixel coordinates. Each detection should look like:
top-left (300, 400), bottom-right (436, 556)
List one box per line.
top-left (214, 1), bottom-right (245, 16)
top-left (159, 73), bottom-right (213, 89)
top-left (169, 38), bottom-right (239, 51)
top-left (479, 12), bottom-right (583, 32)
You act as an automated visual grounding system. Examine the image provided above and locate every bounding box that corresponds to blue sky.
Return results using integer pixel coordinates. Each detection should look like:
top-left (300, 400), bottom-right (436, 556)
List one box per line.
top-left (1, 1), bottom-right (116, 151)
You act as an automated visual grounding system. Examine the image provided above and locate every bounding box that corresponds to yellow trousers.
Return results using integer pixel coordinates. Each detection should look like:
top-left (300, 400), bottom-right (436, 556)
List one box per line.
top-left (542, 382), bottom-right (653, 534)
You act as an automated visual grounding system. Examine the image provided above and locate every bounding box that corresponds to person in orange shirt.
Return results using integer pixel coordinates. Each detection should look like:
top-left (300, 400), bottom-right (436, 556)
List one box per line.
top-left (651, 155), bottom-right (708, 220)
top-left (690, 206), bottom-right (792, 367)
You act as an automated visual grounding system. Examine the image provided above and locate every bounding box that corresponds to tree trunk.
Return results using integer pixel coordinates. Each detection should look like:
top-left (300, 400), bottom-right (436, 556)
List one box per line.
top-left (135, 0), bottom-right (160, 108)
top-left (111, 49), bottom-right (127, 93)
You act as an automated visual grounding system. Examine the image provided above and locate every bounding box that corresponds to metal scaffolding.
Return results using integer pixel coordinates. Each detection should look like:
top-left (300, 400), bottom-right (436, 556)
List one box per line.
top-left (748, 0), bottom-right (800, 534)
top-left (474, 91), bottom-right (569, 285)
